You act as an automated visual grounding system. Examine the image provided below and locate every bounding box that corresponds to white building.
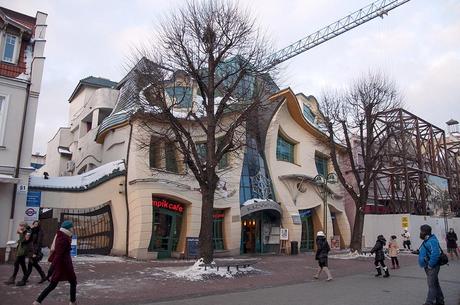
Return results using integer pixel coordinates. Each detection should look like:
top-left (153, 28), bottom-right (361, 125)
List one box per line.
top-left (0, 7), bottom-right (47, 256)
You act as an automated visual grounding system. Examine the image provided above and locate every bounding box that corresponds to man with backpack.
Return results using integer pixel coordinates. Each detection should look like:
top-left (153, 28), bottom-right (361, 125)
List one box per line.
top-left (418, 224), bottom-right (445, 305)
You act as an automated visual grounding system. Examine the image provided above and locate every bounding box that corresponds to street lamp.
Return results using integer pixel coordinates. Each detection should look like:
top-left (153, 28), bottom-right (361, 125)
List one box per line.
top-left (314, 173), bottom-right (337, 239)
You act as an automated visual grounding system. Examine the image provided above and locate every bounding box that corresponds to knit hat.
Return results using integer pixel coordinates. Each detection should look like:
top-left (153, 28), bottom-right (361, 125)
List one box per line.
top-left (61, 220), bottom-right (73, 230)
top-left (317, 231), bottom-right (325, 237)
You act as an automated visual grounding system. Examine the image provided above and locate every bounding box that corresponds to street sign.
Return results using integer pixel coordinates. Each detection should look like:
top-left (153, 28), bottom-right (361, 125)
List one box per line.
top-left (24, 207), bottom-right (39, 222)
top-left (26, 191), bottom-right (41, 207)
top-left (401, 216), bottom-right (409, 229)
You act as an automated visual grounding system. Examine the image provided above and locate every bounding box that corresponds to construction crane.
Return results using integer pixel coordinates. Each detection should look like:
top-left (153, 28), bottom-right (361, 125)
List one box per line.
top-left (264, 0), bottom-right (411, 69)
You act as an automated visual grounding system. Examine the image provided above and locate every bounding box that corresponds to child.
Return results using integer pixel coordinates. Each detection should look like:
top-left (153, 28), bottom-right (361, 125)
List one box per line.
top-left (370, 235), bottom-right (389, 277)
top-left (388, 235), bottom-right (400, 269)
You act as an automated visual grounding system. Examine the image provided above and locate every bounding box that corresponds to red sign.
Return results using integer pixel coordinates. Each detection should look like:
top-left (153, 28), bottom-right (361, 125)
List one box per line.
top-left (213, 213), bottom-right (225, 219)
top-left (152, 197), bottom-right (184, 213)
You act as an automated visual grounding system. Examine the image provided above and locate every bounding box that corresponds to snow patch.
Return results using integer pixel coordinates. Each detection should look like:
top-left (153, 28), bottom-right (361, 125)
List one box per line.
top-left (29, 160), bottom-right (125, 190)
top-left (329, 251), bottom-right (373, 259)
top-left (160, 258), bottom-right (257, 281)
top-left (72, 255), bottom-right (127, 264)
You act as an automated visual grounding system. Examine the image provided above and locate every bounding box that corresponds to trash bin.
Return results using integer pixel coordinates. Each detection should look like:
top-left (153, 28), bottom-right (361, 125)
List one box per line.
top-left (290, 241), bottom-right (298, 255)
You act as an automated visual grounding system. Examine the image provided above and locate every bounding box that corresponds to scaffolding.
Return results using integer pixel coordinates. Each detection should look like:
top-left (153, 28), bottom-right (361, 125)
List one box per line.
top-left (366, 109), bottom-right (460, 216)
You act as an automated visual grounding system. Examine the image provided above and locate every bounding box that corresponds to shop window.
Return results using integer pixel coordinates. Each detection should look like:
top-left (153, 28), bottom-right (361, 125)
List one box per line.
top-left (2, 34), bottom-right (18, 63)
top-left (315, 153), bottom-right (328, 176)
top-left (276, 134), bottom-right (295, 163)
top-left (213, 210), bottom-right (225, 250)
top-left (165, 86), bottom-right (193, 108)
top-left (303, 104), bottom-right (315, 123)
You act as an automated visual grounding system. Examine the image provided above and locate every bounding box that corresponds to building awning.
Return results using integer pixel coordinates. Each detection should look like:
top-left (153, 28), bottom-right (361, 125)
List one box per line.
top-left (240, 199), bottom-right (282, 217)
top-left (0, 174), bottom-right (20, 184)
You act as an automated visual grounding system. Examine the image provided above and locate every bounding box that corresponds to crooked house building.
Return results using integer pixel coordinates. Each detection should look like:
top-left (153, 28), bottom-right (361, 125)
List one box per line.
top-left (32, 66), bottom-right (351, 259)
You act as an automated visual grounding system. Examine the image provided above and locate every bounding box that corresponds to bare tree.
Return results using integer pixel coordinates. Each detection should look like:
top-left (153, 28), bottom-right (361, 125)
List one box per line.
top-left (320, 72), bottom-right (402, 251)
top-left (126, 0), bottom-right (276, 263)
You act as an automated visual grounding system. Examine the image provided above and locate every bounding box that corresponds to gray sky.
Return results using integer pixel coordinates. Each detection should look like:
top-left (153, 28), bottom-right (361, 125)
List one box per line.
top-left (2, 0), bottom-right (459, 154)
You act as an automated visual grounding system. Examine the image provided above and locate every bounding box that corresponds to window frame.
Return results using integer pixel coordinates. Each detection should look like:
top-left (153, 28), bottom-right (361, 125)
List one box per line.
top-left (314, 152), bottom-right (329, 177)
top-left (276, 133), bottom-right (296, 163)
top-left (302, 103), bottom-right (316, 123)
top-left (0, 94), bottom-right (9, 147)
top-left (2, 33), bottom-right (19, 64)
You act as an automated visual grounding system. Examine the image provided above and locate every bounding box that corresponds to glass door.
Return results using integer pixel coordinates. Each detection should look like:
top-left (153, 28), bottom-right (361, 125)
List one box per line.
top-left (300, 210), bottom-right (314, 251)
top-left (149, 209), bottom-right (182, 259)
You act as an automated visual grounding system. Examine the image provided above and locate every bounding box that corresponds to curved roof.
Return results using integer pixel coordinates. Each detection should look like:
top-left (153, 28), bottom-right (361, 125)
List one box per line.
top-left (69, 76), bottom-right (118, 102)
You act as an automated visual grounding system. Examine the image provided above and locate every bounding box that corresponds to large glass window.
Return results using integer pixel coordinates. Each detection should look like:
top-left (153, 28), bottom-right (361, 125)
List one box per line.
top-left (276, 134), bottom-right (295, 163)
top-left (3, 34), bottom-right (17, 63)
top-left (315, 154), bottom-right (328, 176)
top-left (303, 104), bottom-right (315, 123)
top-left (0, 96), bottom-right (7, 145)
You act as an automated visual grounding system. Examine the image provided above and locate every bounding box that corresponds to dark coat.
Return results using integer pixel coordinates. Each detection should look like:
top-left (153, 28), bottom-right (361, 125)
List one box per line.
top-left (315, 236), bottom-right (330, 264)
top-left (371, 237), bottom-right (386, 261)
top-left (16, 229), bottom-right (31, 257)
top-left (26, 226), bottom-right (44, 260)
top-left (446, 232), bottom-right (458, 249)
top-left (50, 230), bottom-right (76, 283)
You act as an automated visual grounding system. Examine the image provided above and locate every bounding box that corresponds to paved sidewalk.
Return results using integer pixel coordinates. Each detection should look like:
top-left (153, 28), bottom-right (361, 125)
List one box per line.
top-left (147, 261), bottom-right (460, 305)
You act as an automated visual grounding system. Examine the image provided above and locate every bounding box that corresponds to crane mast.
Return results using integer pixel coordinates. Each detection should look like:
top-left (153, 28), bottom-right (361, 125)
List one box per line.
top-left (264, 0), bottom-right (411, 68)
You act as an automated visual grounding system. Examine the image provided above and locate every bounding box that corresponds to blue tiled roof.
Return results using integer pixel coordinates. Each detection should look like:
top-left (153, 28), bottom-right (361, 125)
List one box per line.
top-left (69, 76), bottom-right (118, 102)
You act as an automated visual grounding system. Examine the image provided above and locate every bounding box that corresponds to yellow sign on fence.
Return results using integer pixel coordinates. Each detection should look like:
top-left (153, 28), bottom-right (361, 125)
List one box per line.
top-left (401, 216), bottom-right (409, 229)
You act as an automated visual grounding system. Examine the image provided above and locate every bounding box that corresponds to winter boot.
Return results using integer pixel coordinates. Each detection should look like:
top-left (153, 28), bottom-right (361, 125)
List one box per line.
top-left (4, 276), bottom-right (16, 285)
top-left (383, 267), bottom-right (390, 278)
top-left (16, 278), bottom-right (27, 286)
top-left (313, 267), bottom-right (322, 279)
top-left (323, 267), bottom-right (333, 281)
top-left (374, 266), bottom-right (382, 277)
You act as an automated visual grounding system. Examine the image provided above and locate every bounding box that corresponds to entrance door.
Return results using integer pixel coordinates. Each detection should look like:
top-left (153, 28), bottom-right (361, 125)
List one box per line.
top-left (149, 208), bottom-right (182, 259)
top-left (300, 209), bottom-right (314, 251)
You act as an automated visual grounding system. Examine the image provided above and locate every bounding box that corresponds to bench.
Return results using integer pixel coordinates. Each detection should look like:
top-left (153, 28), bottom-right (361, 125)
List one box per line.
top-left (201, 259), bottom-right (259, 272)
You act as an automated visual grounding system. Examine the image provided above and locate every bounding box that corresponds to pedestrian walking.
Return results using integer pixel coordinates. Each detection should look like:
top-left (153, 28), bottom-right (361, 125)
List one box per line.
top-left (4, 222), bottom-right (32, 285)
top-left (370, 235), bottom-right (389, 277)
top-left (313, 231), bottom-right (332, 281)
top-left (418, 224), bottom-right (445, 305)
top-left (33, 220), bottom-right (77, 305)
top-left (16, 220), bottom-right (47, 286)
top-left (401, 228), bottom-right (411, 250)
top-left (446, 228), bottom-right (458, 260)
top-left (388, 235), bottom-right (400, 269)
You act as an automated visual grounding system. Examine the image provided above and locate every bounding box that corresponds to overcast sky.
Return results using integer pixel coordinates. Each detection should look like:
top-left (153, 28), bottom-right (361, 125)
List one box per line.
top-left (2, 0), bottom-right (459, 154)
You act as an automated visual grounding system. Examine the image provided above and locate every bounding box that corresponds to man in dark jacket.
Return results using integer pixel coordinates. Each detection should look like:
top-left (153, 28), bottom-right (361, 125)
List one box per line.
top-left (370, 235), bottom-right (389, 277)
top-left (313, 231), bottom-right (332, 281)
top-left (16, 220), bottom-right (47, 286)
top-left (418, 224), bottom-right (444, 305)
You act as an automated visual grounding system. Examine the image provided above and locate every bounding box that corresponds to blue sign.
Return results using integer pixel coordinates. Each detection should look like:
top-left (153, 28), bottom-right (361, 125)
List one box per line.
top-left (299, 209), bottom-right (312, 218)
top-left (71, 235), bottom-right (77, 257)
top-left (26, 191), bottom-right (41, 207)
top-left (186, 237), bottom-right (199, 258)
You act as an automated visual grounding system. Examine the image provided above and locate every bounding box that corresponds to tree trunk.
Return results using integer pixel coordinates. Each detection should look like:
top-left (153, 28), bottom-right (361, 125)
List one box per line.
top-left (199, 186), bottom-right (215, 264)
top-left (350, 206), bottom-right (365, 252)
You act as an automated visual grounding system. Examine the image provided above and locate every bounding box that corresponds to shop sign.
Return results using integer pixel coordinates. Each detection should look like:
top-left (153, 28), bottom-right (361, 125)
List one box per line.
top-left (299, 209), bottom-right (312, 218)
top-left (240, 200), bottom-right (282, 217)
top-left (71, 235), bottom-right (78, 257)
top-left (213, 212), bottom-right (225, 219)
top-left (152, 197), bottom-right (184, 213)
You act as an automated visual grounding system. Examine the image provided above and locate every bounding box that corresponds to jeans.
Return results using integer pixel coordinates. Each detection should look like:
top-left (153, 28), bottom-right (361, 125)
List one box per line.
top-left (36, 280), bottom-right (77, 303)
top-left (12, 255), bottom-right (27, 278)
top-left (424, 265), bottom-right (444, 305)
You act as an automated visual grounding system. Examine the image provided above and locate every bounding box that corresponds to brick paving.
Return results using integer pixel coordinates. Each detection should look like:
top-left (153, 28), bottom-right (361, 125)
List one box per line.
top-left (0, 253), bottom-right (419, 305)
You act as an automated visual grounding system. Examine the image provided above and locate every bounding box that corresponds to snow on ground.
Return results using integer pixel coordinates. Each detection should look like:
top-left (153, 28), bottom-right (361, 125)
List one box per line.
top-left (329, 251), bottom-right (373, 259)
top-left (72, 255), bottom-right (129, 264)
top-left (159, 258), bottom-right (259, 281)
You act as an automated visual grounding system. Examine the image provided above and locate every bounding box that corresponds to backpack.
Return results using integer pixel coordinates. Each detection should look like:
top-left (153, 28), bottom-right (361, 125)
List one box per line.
top-left (422, 241), bottom-right (449, 266)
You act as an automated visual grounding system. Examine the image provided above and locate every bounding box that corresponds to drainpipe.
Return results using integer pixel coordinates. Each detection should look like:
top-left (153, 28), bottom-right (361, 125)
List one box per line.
top-left (124, 121), bottom-right (133, 256)
top-left (7, 59), bottom-right (34, 258)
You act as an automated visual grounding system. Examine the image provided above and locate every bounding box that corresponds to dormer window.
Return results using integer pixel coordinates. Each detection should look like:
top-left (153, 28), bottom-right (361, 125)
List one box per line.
top-left (2, 34), bottom-right (18, 63)
top-left (302, 104), bottom-right (315, 123)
